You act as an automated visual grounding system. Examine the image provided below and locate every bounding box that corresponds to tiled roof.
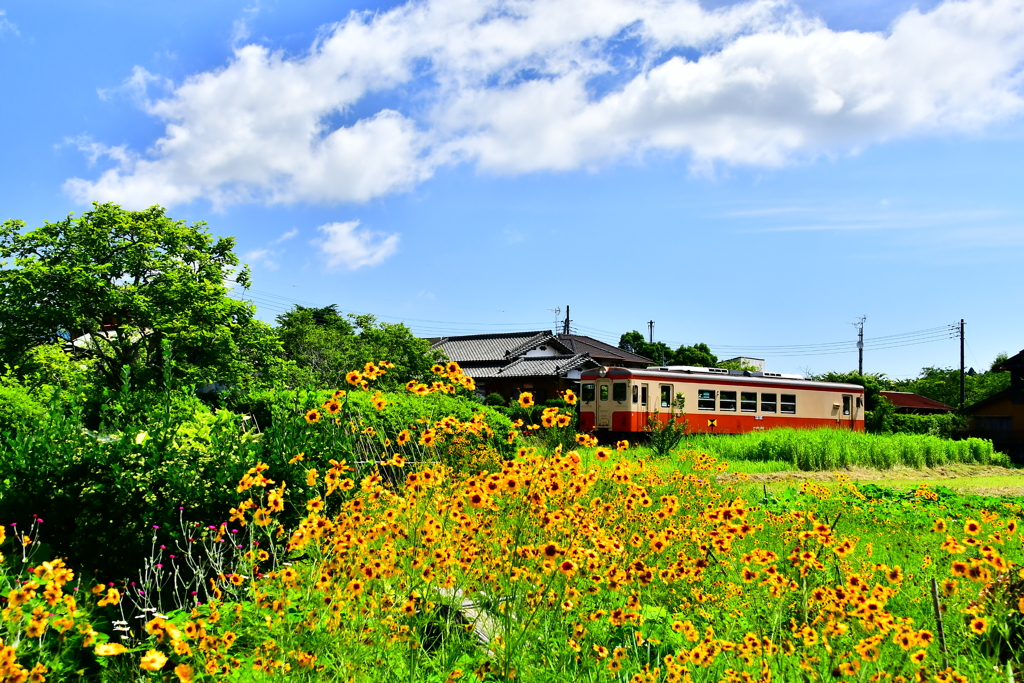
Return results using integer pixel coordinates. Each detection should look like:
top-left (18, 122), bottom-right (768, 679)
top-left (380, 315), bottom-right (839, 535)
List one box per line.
top-left (879, 391), bottom-right (954, 412)
top-left (493, 353), bottom-right (598, 378)
top-left (429, 331), bottom-right (553, 362)
top-left (555, 334), bottom-right (652, 364)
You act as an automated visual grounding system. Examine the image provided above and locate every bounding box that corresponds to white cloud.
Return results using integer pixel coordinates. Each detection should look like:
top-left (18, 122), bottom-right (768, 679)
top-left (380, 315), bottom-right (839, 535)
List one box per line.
top-left (65, 0), bottom-right (1024, 208)
top-left (272, 227), bottom-right (299, 243)
top-left (243, 248), bottom-right (279, 270)
top-left (314, 220), bottom-right (399, 269)
top-left (0, 10), bottom-right (18, 37)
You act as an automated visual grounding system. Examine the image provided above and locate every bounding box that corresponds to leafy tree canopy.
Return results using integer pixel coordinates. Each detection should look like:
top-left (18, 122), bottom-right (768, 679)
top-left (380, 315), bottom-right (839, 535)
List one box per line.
top-left (618, 331), bottom-right (720, 368)
top-left (0, 202), bottom-right (280, 391)
top-left (275, 305), bottom-right (441, 390)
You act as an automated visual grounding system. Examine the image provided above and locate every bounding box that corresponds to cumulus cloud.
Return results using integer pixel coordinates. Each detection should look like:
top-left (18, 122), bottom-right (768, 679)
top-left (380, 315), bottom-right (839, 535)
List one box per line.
top-left (65, 0), bottom-right (1024, 208)
top-left (314, 221), bottom-right (399, 269)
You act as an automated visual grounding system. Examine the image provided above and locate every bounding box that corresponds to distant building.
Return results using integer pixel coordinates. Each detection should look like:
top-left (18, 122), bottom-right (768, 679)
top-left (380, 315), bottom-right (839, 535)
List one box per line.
top-left (878, 391), bottom-right (954, 415)
top-left (966, 349), bottom-right (1024, 463)
top-left (428, 331), bottom-right (649, 404)
top-left (720, 356), bottom-right (765, 371)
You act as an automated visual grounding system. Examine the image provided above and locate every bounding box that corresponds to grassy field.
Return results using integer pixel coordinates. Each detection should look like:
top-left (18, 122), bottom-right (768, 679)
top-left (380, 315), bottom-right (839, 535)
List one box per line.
top-left (678, 427), bottom-right (1002, 470)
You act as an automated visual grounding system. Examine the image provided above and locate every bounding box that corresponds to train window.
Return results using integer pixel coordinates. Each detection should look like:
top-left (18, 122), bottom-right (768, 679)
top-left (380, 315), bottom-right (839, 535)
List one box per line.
top-left (843, 395), bottom-right (851, 416)
top-left (761, 393), bottom-right (777, 413)
top-left (741, 392), bottom-right (757, 412)
top-left (856, 396), bottom-right (863, 409)
top-left (697, 389), bottom-right (715, 410)
top-left (781, 394), bottom-right (797, 414)
top-left (641, 386), bottom-right (648, 406)
top-left (613, 382), bottom-right (627, 402)
top-left (582, 384), bottom-right (595, 402)
top-left (600, 385), bottom-right (609, 401)
top-left (661, 385), bottom-right (672, 408)
top-left (632, 385), bottom-right (639, 404)
top-left (720, 391), bottom-right (737, 411)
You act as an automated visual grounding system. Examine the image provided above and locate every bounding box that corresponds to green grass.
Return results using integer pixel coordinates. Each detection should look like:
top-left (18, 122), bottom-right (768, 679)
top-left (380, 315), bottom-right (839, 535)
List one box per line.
top-left (676, 427), bottom-right (1003, 470)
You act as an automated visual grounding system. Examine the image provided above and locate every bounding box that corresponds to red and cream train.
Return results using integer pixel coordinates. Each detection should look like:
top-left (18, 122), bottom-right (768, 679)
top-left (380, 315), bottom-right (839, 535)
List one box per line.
top-left (577, 365), bottom-right (865, 435)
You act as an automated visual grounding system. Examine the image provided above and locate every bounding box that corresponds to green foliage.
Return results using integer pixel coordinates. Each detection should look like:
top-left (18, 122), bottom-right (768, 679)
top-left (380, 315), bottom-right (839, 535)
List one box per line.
top-left (645, 392), bottom-right (689, 456)
top-left (867, 403), bottom-right (969, 439)
top-left (618, 331), bottom-right (720, 367)
top-left (673, 342), bottom-right (718, 367)
top-left (0, 394), bottom-right (262, 577)
top-left (680, 427), bottom-right (1000, 471)
top-left (811, 370), bottom-right (890, 410)
top-left (275, 305), bottom-right (442, 390)
top-left (894, 362), bottom-right (1011, 409)
top-left (0, 202), bottom-right (282, 393)
top-left (483, 392), bottom-right (506, 406)
top-left (0, 384), bottom-right (45, 435)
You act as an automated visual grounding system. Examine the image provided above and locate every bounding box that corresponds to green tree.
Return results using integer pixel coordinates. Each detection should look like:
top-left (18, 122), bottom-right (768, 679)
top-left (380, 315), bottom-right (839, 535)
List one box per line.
top-left (891, 358), bottom-right (1010, 409)
top-left (275, 305), bottom-right (441, 389)
top-left (810, 371), bottom-right (892, 410)
top-left (674, 342), bottom-right (718, 367)
top-left (0, 202), bottom-right (281, 392)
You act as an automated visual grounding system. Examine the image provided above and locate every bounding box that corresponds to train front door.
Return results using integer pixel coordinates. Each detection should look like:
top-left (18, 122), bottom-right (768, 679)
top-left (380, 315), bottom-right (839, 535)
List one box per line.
top-left (596, 381), bottom-right (612, 429)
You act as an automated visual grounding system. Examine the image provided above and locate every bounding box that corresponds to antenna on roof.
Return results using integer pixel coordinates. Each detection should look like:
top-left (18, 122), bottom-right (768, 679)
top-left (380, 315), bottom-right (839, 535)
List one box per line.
top-left (548, 307), bottom-right (561, 333)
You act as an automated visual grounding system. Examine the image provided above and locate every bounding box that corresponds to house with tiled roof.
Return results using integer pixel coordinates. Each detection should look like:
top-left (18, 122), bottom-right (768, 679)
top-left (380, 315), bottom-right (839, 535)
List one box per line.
top-left (428, 331), bottom-right (637, 404)
top-left (966, 348), bottom-right (1024, 462)
top-left (554, 334), bottom-right (652, 368)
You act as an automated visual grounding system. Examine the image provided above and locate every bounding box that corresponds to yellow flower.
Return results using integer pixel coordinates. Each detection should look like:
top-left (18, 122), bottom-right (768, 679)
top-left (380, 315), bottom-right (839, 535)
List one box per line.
top-left (595, 447), bottom-right (611, 461)
top-left (95, 643), bottom-right (128, 656)
top-left (97, 587), bottom-right (121, 607)
top-left (518, 392), bottom-right (534, 408)
top-left (562, 390), bottom-right (578, 405)
top-left (346, 371), bottom-right (363, 386)
top-left (304, 409), bottom-right (322, 423)
top-left (174, 663), bottom-right (195, 682)
top-left (140, 649), bottom-right (168, 671)
top-left (968, 616), bottom-right (989, 635)
top-left (616, 440), bottom-right (629, 451)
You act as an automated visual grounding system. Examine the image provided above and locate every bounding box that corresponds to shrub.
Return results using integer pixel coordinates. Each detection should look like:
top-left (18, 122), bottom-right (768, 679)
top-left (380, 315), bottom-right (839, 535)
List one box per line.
top-left (0, 384), bottom-right (45, 435)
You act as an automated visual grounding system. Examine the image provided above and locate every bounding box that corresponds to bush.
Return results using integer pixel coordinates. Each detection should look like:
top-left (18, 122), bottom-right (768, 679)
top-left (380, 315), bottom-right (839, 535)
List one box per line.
top-left (0, 394), bottom-right (262, 578)
top-left (484, 392), bottom-right (506, 406)
top-left (0, 384), bottom-right (45, 435)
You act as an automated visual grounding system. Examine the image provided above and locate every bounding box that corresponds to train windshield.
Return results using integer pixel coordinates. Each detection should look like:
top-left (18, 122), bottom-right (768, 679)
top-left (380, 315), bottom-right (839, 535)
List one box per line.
top-left (613, 382), bottom-right (627, 402)
top-left (582, 383), bottom-right (595, 402)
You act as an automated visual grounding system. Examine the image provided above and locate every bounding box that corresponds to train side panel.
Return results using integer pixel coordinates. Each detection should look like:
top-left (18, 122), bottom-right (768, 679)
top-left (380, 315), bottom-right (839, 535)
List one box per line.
top-left (578, 368), bottom-right (865, 435)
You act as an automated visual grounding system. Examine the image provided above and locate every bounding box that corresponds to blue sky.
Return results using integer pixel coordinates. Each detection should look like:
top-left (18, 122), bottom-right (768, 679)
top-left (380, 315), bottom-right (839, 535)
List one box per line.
top-left (2, 0), bottom-right (1023, 378)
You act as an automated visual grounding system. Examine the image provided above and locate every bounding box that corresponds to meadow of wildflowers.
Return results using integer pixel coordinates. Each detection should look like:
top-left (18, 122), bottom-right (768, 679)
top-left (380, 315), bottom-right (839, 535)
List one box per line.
top-left (1, 361), bottom-right (1022, 682)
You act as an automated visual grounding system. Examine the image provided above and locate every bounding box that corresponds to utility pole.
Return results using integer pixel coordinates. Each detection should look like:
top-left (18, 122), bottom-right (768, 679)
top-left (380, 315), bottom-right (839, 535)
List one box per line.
top-left (851, 316), bottom-right (865, 375)
top-left (648, 320), bottom-right (655, 344)
top-left (563, 305), bottom-right (571, 335)
top-left (960, 319), bottom-right (965, 410)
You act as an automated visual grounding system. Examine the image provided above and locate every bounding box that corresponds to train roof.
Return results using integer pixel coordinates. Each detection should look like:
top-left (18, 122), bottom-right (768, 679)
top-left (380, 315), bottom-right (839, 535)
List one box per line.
top-left (579, 365), bottom-right (865, 391)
